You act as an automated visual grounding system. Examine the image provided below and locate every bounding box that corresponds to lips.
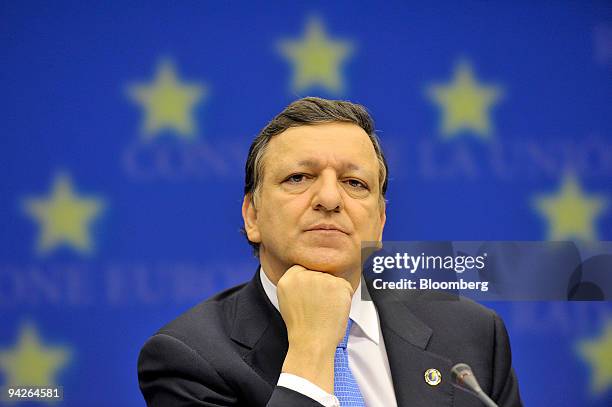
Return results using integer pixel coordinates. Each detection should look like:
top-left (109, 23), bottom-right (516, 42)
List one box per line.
top-left (305, 223), bottom-right (349, 234)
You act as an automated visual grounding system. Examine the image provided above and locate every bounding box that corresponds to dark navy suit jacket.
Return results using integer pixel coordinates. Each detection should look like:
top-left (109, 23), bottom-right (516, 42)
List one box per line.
top-left (138, 268), bottom-right (522, 406)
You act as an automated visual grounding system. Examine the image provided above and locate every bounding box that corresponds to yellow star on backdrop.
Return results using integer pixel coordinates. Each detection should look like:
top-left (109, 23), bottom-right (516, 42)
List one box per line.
top-left (427, 60), bottom-right (502, 139)
top-left (279, 18), bottom-right (354, 94)
top-left (534, 174), bottom-right (608, 240)
top-left (0, 323), bottom-right (70, 388)
top-left (578, 320), bottom-right (612, 395)
top-left (128, 60), bottom-right (206, 140)
top-left (23, 172), bottom-right (105, 256)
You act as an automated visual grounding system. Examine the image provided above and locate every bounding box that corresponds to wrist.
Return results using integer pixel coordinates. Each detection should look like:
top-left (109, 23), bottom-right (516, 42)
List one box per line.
top-left (282, 343), bottom-right (336, 394)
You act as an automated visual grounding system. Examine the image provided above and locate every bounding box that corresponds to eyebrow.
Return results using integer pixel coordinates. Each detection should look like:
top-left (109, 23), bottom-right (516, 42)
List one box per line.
top-left (295, 159), bottom-right (363, 172)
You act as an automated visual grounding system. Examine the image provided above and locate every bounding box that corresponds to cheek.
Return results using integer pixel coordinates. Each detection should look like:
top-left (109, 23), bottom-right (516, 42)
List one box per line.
top-left (355, 207), bottom-right (384, 237)
top-left (258, 194), bottom-right (304, 231)
top-left (357, 218), bottom-right (382, 244)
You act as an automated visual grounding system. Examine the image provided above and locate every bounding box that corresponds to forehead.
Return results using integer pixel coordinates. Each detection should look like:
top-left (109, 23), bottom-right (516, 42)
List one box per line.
top-left (264, 122), bottom-right (379, 171)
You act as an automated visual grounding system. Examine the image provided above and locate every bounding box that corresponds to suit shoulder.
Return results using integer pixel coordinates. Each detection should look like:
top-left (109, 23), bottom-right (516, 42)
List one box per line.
top-left (411, 290), bottom-right (496, 316)
top-left (151, 282), bottom-right (248, 349)
top-left (406, 291), bottom-right (499, 338)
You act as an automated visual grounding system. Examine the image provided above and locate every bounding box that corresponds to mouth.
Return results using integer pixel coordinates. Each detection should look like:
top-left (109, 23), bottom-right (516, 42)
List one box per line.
top-left (307, 229), bottom-right (345, 234)
top-left (304, 224), bottom-right (349, 235)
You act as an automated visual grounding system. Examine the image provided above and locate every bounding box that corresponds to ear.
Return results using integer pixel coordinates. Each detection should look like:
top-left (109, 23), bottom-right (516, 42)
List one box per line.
top-left (377, 201), bottom-right (386, 241)
top-left (242, 193), bottom-right (261, 243)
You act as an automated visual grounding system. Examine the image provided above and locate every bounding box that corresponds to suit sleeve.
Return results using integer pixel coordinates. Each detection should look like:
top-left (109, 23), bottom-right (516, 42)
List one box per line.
top-left (490, 313), bottom-right (523, 407)
top-left (137, 333), bottom-right (324, 407)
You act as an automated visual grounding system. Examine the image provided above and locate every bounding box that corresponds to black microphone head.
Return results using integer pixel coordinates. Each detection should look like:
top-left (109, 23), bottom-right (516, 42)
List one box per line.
top-left (451, 363), bottom-right (483, 393)
top-left (451, 363), bottom-right (472, 382)
top-left (451, 363), bottom-right (498, 407)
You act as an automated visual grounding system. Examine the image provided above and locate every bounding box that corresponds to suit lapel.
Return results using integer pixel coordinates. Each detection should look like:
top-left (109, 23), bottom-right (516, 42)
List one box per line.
top-left (230, 268), bottom-right (289, 388)
top-left (371, 285), bottom-right (455, 407)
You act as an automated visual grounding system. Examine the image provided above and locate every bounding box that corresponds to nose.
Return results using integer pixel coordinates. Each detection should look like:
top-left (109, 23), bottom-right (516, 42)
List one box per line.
top-left (312, 170), bottom-right (343, 212)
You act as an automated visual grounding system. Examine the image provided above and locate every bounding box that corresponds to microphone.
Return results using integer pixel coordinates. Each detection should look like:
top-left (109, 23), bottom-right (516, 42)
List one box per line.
top-left (451, 363), bottom-right (498, 407)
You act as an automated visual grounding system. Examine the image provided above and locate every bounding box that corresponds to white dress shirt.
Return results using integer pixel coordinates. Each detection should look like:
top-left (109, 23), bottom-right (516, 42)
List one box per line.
top-left (260, 268), bottom-right (398, 407)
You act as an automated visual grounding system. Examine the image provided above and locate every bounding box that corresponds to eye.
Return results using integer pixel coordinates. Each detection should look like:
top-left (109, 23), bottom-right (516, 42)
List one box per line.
top-left (345, 179), bottom-right (368, 190)
top-left (285, 174), bottom-right (308, 183)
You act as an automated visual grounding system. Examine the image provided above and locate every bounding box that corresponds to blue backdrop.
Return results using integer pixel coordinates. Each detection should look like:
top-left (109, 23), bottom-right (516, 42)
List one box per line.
top-left (1, 1), bottom-right (611, 405)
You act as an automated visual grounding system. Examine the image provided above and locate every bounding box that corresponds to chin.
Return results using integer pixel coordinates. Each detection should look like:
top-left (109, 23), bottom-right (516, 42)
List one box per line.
top-left (293, 247), bottom-right (355, 274)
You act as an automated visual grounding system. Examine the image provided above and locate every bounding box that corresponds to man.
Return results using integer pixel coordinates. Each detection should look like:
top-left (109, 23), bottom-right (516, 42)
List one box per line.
top-left (138, 97), bottom-right (522, 406)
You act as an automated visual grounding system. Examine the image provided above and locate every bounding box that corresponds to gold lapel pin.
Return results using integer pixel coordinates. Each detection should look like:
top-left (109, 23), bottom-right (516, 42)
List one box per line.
top-left (424, 368), bottom-right (442, 386)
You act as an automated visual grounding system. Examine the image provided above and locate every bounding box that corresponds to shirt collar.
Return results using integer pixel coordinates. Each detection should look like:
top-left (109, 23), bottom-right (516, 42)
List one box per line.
top-left (259, 266), bottom-right (380, 345)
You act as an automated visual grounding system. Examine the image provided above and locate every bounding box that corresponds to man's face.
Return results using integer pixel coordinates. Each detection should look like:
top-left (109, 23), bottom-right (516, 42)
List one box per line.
top-left (242, 122), bottom-right (386, 284)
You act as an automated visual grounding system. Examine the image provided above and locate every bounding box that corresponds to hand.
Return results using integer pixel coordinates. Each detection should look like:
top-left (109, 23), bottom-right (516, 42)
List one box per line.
top-left (277, 265), bottom-right (354, 394)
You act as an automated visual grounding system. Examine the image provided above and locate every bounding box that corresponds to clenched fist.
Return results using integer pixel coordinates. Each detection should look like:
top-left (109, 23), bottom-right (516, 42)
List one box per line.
top-left (278, 265), bottom-right (354, 394)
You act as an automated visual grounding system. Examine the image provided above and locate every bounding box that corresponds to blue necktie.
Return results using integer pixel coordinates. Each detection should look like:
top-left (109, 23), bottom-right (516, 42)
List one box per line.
top-left (334, 319), bottom-right (366, 406)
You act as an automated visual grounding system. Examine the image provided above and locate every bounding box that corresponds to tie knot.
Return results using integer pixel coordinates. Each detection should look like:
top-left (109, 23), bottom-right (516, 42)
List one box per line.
top-left (338, 319), bottom-right (353, 349)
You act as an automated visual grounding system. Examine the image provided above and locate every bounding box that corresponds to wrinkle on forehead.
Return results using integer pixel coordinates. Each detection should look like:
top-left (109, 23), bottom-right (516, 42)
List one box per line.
top-left (268, 125), bottom-right (378, 170)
